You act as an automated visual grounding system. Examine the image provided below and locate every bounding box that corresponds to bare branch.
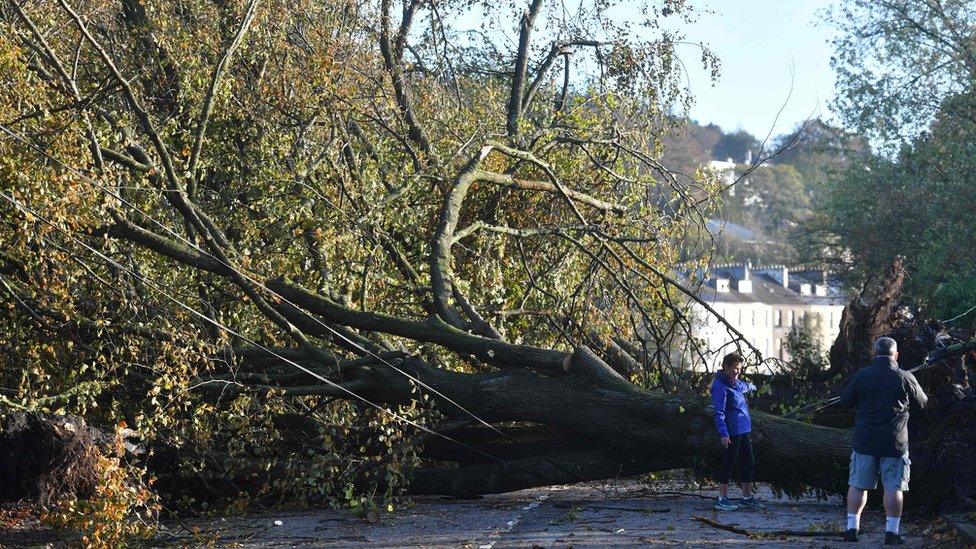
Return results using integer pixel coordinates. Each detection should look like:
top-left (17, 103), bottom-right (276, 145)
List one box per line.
top-left (523, 40), bottom-right (604, 114)
top-left (380, 0), bottom-right (432, 158)
top-left (507, 0), bottom-right (544, 138)
top-left (187, 0), bottom-right (261, 188)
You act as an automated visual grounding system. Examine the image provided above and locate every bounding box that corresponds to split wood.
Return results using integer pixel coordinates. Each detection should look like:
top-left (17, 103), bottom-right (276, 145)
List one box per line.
top-left (691, 515), bottom-right (846, 539)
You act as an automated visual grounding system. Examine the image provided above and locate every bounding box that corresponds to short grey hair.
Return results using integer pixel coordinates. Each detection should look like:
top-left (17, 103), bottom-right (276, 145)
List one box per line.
top-left (875, 337), bottom-right (898, 356)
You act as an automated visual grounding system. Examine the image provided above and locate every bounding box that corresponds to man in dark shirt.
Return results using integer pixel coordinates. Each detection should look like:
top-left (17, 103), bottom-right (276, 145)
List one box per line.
top-left (839, 337), bottom-right (928, 545)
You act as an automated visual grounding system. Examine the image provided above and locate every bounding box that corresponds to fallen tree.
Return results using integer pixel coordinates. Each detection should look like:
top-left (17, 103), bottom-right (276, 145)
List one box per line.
top-left (1, 0), bottom-right (973, 518)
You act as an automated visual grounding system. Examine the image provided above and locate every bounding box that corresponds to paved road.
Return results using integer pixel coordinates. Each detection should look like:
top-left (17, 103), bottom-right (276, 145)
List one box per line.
top-left (176, 481), bottom-right (939, 548)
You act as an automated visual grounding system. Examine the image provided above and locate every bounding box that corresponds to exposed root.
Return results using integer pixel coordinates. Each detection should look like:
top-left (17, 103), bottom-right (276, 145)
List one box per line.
top-left (0, 413), bottom-right (115, 506)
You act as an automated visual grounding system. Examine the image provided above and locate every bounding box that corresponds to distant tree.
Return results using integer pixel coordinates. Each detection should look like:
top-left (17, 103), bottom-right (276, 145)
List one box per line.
top-left (694, 122), bottom-right (726, 157)
top-left (659, 119), bottom-right (724, 175)
top-left (829, 0), bottom-right (976, 150)
top-left (821, 93), bottom-right (976, 320)
top-left (771, 119), bottom-right (866, 186)
top-left (774, 119), bottom-right (868, 268)
top-left (726, 164), bottom-right (809, 238)
top-left (711, 129), bottom-right (759, 163)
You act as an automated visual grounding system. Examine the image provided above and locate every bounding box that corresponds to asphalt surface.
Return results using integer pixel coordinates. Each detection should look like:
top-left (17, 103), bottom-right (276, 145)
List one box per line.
top-left (172, 480), bottom-right (943, 548)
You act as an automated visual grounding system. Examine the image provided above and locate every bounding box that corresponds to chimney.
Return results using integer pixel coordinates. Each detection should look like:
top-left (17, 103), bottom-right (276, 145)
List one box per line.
top-left (730, 262), bottom-right (750, 282)
top-left (766, 266), bottom-right (789, 288)
top-left (716, 278), bottom-right (730, 293)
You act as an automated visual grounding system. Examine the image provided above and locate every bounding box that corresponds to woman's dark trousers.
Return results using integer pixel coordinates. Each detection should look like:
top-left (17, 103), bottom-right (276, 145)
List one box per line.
top-left (718, 433), bottom-right (754, 484)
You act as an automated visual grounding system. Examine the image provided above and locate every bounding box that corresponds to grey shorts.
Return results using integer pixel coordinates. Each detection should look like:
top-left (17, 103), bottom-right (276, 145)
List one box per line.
top-left (848, 451), bottom-right (911, 491)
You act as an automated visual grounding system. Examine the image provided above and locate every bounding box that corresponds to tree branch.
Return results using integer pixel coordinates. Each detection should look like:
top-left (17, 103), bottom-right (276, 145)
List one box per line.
top-left (187, 0), bottom-right (261, 188)
top-left (507, 0), bottom-right (545, 139)
top-left (380, 0), bottom-right (432, 158)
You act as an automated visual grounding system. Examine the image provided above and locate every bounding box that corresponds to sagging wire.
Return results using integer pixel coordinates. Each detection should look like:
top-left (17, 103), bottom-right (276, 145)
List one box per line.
top-left (0, 188), bottom-right (585, 486)
top-left (0, 123), bottom-right (590, 484)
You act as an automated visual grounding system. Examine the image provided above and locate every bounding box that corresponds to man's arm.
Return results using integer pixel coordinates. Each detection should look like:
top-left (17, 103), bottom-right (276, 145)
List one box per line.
top-left (839, 373), bottom-right (858, 408)
top-left (905, 372), bottom-right (929, 409)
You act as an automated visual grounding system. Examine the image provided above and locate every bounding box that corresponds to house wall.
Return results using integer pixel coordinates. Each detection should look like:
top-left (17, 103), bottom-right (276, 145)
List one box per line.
top-left (688, 301), bottom-right (845, 373)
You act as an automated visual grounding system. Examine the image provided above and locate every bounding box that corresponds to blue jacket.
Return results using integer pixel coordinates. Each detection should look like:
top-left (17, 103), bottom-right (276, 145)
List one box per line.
top-left (710, 371), bottom-right (756, 437)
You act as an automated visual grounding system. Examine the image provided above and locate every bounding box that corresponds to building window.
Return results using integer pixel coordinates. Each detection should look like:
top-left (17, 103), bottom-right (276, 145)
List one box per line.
top-left (788, 311), bottom-right (795, 327)
top-left (764, 310), bottom-right (769, 326)
top-left (774, 310), bottom-right (781, 327)
top-left (830, 311), bottom-right (835, 327)
top-left (738, 309), bottom-right (743, 326)
top-left (816, 312), bottom-right (823, 326)
top-left (751, 310), bottom-right (756, 326)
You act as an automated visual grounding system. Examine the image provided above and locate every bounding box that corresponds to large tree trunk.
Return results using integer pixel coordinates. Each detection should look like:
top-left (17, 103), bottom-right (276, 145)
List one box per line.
top-left (337, 345), bottom-right (971, 508)
top-left (322, 347), bottom-right (860, 498)
top-left (174, 330), bottom-right (966, 507)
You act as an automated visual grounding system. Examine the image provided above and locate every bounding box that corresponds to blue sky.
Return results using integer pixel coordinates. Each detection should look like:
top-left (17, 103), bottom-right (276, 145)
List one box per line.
top-left (676, 0), bottom-right (840, 138)
top-left (452, 0), bottom-right (842, 140)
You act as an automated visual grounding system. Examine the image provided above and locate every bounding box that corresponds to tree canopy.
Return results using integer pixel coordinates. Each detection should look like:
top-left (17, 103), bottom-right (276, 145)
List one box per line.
top-left (820, 94), bottom-right (976, 320)
top-left (821, 0), bottom-right (976, 322)
top-left (0, 0), bottom-right (738, 513)
top-left (829, 0), bottom-right (976, 150)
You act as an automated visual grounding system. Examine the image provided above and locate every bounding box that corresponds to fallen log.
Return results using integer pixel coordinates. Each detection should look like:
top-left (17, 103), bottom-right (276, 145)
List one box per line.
top-left (691, 515), bottom-right (846, 539)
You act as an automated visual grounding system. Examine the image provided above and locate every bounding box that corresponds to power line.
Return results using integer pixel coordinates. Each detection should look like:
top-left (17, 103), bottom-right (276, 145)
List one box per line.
top-left (0, 124), bottom-right (591, 484)
top-left (0, 188), bottom-right (580, 485)
top-left (0, 120), bottom-right (591, 485)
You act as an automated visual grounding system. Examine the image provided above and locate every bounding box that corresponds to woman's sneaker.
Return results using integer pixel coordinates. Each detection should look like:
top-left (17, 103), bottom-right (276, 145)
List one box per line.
top-left (884, 532), bottom-right (906, 545)
top-left (714, 497), bottom-right (740, 511)
top-left (739, 496), bottom-right (767, 510)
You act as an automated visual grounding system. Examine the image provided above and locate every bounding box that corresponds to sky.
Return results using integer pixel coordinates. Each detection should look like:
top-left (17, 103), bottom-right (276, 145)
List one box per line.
top-left (452, 0), bottom-right (842, 140)
top-left (675, 1), bottom-right (840, 139)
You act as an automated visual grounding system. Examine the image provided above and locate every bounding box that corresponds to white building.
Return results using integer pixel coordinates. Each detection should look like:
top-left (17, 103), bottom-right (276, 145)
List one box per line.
top-left (706, 158), bottom-right (737, 191)
top-left (686, 263), bottom-right (847, 372)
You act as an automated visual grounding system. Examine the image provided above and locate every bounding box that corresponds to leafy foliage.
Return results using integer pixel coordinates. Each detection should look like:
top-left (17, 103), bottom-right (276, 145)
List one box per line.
top-left (0, 0), bottom-right (727, 524)
top-left (40, 429), bottom-right (159, 548)
top-left (819, 94), bottom-right (976, 322)
top-left (828, 0), bottom-right (976, 150)
top-left (797, 0), bottom-right (976, 324)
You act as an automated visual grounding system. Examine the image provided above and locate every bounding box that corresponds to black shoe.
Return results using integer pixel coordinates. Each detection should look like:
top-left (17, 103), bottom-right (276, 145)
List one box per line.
top-left (884, 532), bottom-right (905, 545)
top-left (843, 528), bottom-right (859, 542)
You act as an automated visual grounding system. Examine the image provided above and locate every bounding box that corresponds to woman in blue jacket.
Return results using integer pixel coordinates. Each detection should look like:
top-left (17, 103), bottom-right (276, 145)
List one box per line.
top-left (711, 352), bottom-right (765, 511)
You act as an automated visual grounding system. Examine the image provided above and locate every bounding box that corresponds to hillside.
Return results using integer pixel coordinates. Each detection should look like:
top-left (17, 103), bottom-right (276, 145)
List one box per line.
top-left (662, 118), bottom-right (865, 265)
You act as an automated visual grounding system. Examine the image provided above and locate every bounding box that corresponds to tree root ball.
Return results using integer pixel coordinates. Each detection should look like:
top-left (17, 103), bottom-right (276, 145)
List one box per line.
top-left (0, 412), bottom-right (115, 506)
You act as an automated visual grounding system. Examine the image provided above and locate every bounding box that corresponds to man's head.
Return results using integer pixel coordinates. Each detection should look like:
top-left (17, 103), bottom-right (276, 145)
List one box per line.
top-left (721, 352), bottom-right (744, 382)
top-left (874, 337), bottom-right (899, 359)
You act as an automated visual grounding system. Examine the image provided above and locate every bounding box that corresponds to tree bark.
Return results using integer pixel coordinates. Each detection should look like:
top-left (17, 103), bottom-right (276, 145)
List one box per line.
top-left (329, 348), bottom-right (859, 498)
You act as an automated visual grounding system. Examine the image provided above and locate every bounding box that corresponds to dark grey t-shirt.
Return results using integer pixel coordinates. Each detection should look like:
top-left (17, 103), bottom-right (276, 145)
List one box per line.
top-left (839, 355), bottom-right (928, 457)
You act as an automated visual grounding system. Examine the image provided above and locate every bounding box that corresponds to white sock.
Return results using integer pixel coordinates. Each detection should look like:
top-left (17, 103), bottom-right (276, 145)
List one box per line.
top-left (886, 516), bottom-right (900, 534)
top-left (846, 513), bottom-right (860, 531)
